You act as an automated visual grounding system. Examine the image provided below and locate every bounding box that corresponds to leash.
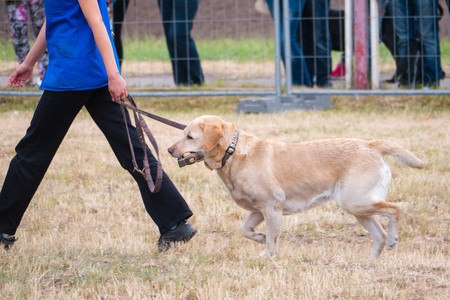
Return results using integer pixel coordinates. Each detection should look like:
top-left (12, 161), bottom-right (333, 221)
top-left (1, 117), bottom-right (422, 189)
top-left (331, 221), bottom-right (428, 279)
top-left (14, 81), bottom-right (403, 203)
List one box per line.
top-left (114, 95), bottom-right (202, 193)
top-left (115, 95), bottom-right (184, 193)
top-left (116, 96), bottom-right (186, 130)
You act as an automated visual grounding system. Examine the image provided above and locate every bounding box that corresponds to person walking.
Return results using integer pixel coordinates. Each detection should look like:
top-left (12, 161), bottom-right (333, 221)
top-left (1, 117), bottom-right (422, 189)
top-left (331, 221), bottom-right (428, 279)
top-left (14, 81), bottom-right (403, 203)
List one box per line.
top-left (0, 0), bottom-right (196, 251)
top-left (157, 0), bottom-right (205, 86)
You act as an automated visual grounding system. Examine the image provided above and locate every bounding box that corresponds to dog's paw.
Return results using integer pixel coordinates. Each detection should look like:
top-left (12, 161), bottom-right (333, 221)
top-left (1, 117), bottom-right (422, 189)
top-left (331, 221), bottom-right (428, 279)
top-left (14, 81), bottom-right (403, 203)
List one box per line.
top-left (386, 237), bottom-right (398, 250)
top-left (259, 249), bottom-right (270, 257)
top-left (259, 248), bottom-right (277, 257)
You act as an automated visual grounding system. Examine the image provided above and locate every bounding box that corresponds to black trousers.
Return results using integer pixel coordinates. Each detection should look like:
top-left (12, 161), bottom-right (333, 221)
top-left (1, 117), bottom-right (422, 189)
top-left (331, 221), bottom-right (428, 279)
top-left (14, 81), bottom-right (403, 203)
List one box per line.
top-left (0, 87), bottom-right (192, 236)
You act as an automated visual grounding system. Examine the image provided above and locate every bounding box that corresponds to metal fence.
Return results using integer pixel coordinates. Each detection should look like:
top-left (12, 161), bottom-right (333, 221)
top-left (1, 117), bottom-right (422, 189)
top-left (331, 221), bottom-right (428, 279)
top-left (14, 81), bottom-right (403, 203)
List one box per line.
top-left (1, 0), bottom-right (450, 107)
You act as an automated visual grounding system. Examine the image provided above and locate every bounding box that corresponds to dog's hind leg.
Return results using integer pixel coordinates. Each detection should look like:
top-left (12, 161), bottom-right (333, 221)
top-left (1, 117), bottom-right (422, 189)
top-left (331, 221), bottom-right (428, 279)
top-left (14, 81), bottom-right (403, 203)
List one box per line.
top-left (344, 200), bottom-right (401, 258)
top-left (366, 202), bottom-right (401, 250)
top-left (355, 215), bottom-right (387, 259)
top-left (241, 212), bottom-right (266, 244)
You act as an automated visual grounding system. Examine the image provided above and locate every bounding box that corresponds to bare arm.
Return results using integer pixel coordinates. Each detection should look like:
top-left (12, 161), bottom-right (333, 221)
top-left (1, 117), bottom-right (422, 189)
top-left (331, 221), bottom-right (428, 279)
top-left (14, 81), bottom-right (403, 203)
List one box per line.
top-left (8, 21), bottom-right (47, 87)
top-left (78, 0), bottom-right (127, 100)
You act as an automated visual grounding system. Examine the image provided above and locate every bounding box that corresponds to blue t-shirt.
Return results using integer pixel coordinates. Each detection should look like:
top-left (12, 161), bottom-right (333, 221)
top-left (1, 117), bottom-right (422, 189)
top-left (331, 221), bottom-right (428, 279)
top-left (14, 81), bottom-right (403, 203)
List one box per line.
top-left (40, 0), bottom-right (120, 91)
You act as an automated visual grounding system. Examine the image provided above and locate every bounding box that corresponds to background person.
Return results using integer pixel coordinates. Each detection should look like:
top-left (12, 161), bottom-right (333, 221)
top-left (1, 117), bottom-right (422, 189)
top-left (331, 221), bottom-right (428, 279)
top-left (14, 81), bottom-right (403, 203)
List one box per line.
top-left (327, 1), bottom-right (388, 80)
top-left (300, 0), bottom-right (332, 87)
top-left (266, 0), bottom-right (311, 87)
top-left (0, 0), bottom-right (196, 251)
top-left (111, 0), bottom-right (130, 67)
top-left (157, 0), bottom-right (204, 86)
top-left (6, 0), bottom-right (48, 86)
top-left (390, 0), bottom-right (442, 87)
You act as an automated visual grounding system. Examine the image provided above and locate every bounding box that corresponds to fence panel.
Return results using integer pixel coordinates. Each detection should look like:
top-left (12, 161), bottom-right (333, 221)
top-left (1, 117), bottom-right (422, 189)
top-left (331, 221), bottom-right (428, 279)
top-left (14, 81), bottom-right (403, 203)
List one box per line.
top-left (1, 0), bottom-right (449, 98)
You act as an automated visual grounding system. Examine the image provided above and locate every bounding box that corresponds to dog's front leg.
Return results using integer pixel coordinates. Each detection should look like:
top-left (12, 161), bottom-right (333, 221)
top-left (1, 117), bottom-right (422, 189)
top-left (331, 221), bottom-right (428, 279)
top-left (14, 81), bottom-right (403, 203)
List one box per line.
top-left (241, 212), bottom-right (266, 244)
top-left (260, 201), bottom-right (283, 257)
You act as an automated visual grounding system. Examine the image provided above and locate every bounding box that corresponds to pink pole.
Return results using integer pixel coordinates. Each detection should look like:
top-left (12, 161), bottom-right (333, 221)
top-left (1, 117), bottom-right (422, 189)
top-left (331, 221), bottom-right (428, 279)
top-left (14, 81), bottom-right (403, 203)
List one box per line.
top-left (354, 0), bottom-right (369, 89)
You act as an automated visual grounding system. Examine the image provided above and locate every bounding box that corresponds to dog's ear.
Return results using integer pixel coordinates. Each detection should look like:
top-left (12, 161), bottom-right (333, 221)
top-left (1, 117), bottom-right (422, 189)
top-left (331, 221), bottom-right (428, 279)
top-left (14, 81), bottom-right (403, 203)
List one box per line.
top-left (203, 123), bottom-right (224, 151)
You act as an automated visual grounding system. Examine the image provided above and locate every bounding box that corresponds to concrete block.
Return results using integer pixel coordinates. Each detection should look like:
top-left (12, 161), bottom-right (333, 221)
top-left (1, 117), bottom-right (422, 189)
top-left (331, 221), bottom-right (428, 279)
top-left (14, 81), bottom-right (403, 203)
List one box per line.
top-left (237, 94), bottom-right (332, 114)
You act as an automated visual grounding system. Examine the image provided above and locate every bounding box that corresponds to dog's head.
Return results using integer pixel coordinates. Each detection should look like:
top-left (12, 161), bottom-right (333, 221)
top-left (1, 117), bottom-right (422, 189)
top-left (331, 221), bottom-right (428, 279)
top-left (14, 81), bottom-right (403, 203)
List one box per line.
top-left (168, 115), bottom-right (235, 170)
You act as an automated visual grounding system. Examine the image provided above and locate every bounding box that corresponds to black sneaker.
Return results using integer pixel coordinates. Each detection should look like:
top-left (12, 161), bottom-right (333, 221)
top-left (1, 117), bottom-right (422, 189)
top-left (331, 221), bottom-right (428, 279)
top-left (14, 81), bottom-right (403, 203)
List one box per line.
top-left (157, 220), bottom-right (197, 252)
top-left (1, 233), bottom-right (18, 250)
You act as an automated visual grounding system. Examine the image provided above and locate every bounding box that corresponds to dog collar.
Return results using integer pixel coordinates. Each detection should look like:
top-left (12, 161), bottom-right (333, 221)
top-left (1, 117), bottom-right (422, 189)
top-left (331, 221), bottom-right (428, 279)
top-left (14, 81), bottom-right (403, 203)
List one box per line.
top-left (221, 130), bottom-right (239, 168)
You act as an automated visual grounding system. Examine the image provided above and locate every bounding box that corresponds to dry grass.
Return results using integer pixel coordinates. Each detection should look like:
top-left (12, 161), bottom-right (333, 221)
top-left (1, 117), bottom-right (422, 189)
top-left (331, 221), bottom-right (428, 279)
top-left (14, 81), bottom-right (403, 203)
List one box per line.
top-left (0, 97), bottom-right (449, 299)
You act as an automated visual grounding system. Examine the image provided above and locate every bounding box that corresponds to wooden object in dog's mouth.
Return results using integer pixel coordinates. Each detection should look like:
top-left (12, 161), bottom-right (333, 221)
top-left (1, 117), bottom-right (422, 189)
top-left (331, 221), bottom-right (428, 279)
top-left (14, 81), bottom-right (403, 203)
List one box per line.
top-left (178, 151), bottom-right (204, 168)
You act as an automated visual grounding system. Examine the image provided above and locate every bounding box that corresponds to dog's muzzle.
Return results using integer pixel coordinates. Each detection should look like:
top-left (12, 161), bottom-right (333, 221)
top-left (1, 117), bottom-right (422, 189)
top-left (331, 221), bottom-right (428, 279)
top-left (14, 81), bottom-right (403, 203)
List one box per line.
top-left (177, 151), bottom-right (205, 167)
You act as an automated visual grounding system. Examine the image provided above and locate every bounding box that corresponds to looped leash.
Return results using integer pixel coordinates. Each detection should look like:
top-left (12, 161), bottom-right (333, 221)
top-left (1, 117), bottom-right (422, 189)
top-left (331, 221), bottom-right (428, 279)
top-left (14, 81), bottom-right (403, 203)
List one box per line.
top-left (115, 95), bottom-right (186, 193)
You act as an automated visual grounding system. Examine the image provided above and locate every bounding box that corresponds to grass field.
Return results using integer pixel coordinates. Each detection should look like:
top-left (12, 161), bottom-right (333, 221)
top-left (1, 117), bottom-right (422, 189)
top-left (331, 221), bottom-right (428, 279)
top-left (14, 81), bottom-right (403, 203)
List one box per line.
top-left (2, 36), bottom-right (450, 65)
top-left (2, 37), bottom-right (450, 91)
top-left (0, 95), bottom-right (448, 299)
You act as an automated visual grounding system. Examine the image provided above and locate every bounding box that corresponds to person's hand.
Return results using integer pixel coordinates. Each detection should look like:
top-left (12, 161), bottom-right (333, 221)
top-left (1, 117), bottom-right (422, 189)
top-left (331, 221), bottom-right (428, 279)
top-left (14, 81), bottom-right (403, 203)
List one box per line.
top-left (108, 73), bottom-right (128, 102)
top-left (8, 63), bottom-right (34, 87)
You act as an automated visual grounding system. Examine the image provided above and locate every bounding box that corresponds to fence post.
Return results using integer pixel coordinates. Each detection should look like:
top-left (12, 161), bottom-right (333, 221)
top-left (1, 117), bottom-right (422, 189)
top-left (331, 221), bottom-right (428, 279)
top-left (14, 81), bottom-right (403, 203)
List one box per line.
top-left (370, 0), bottom-right (380, 89)
top-left (282, 0), bottom-right (292, 94)
top-left (274, 0), bottom-right (282, 97)
top-left (344, 0), bottom-right (353, 89)
top-left (354, 0), bottom-right (369, 89)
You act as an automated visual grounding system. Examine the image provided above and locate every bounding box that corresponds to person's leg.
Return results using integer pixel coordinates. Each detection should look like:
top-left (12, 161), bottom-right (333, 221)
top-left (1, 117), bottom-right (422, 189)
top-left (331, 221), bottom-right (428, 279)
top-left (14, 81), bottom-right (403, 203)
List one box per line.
top-left (0, 90), bottom-right (89, 236)
top-left (378, 0), bottom-right (388, 42)
top-left (28, 0), bottom-right (48, 79)
top-left (266, 0), bottom-right (311, 86)
top-left (391, 0), bottom-right (413, 86)
top-left (435, 5), bottom-right (444, 80)
top-left (158, 0), bottom-right (179, 84)
top-left (381, 1), bottom-right (402, 82)
top-left (84, 88), bottom-right (193, 234)
top-left (171, 0), bottom-right (204, 86)
top-left (113, 0), bottom-right (130, 67)
top-left (7, 1), bottom-right (30, 65)
top-left (300, 0), bottom-right (314, 80)
top-left (303, 0), bottom-right (332, 87)
top-left (413, 0), bottom-right (441, 86)
top-left (314, 0), bottom-right (332, 86)
top-left (408, 17), bottom-right (421, 86)
top-left (288, 0), bottom-right (312, 86)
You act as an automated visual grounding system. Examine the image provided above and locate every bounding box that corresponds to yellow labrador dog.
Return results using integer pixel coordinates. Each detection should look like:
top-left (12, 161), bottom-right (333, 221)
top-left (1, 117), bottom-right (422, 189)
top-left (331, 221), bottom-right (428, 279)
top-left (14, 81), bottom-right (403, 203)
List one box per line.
top-left (168, 115), bottom-right (425, 258)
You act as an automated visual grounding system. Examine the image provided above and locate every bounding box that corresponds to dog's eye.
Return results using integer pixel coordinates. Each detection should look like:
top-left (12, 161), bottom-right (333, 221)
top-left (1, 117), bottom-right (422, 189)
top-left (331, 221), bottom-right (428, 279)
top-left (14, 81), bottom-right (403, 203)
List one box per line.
top-left (187, 135), bottom-right (193, 140)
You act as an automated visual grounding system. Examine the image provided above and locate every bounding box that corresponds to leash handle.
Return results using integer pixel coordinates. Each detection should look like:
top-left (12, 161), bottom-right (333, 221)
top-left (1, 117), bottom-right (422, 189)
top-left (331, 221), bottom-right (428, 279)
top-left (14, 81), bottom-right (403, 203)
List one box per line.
top-left (117, 95), bottom-right (169, 193)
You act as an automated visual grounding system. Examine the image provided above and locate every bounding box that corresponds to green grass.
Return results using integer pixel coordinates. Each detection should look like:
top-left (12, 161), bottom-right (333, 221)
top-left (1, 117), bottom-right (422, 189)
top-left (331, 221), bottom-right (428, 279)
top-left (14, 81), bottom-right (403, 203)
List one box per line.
top-left (123, 36), bottom-right (275, 61)
top-left (0, 36), bottom-right (275, 62)
top-left (3, 36), bottom-right (448, 63)
top-left (0, 40), bottom-right (16, 60)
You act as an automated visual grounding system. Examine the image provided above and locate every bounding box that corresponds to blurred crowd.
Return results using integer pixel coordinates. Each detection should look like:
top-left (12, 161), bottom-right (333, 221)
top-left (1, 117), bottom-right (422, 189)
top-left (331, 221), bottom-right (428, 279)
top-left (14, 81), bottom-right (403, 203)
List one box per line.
top-left (264, 0), bottom-right (445, 89)
top-left (3, 0), bottom-right (446, 89)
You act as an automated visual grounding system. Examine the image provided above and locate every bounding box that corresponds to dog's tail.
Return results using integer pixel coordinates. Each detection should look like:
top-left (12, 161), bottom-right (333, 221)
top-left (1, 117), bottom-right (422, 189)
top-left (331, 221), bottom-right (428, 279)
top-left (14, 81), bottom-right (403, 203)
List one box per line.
top-left (370, 140), bottom-right (425, 169)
